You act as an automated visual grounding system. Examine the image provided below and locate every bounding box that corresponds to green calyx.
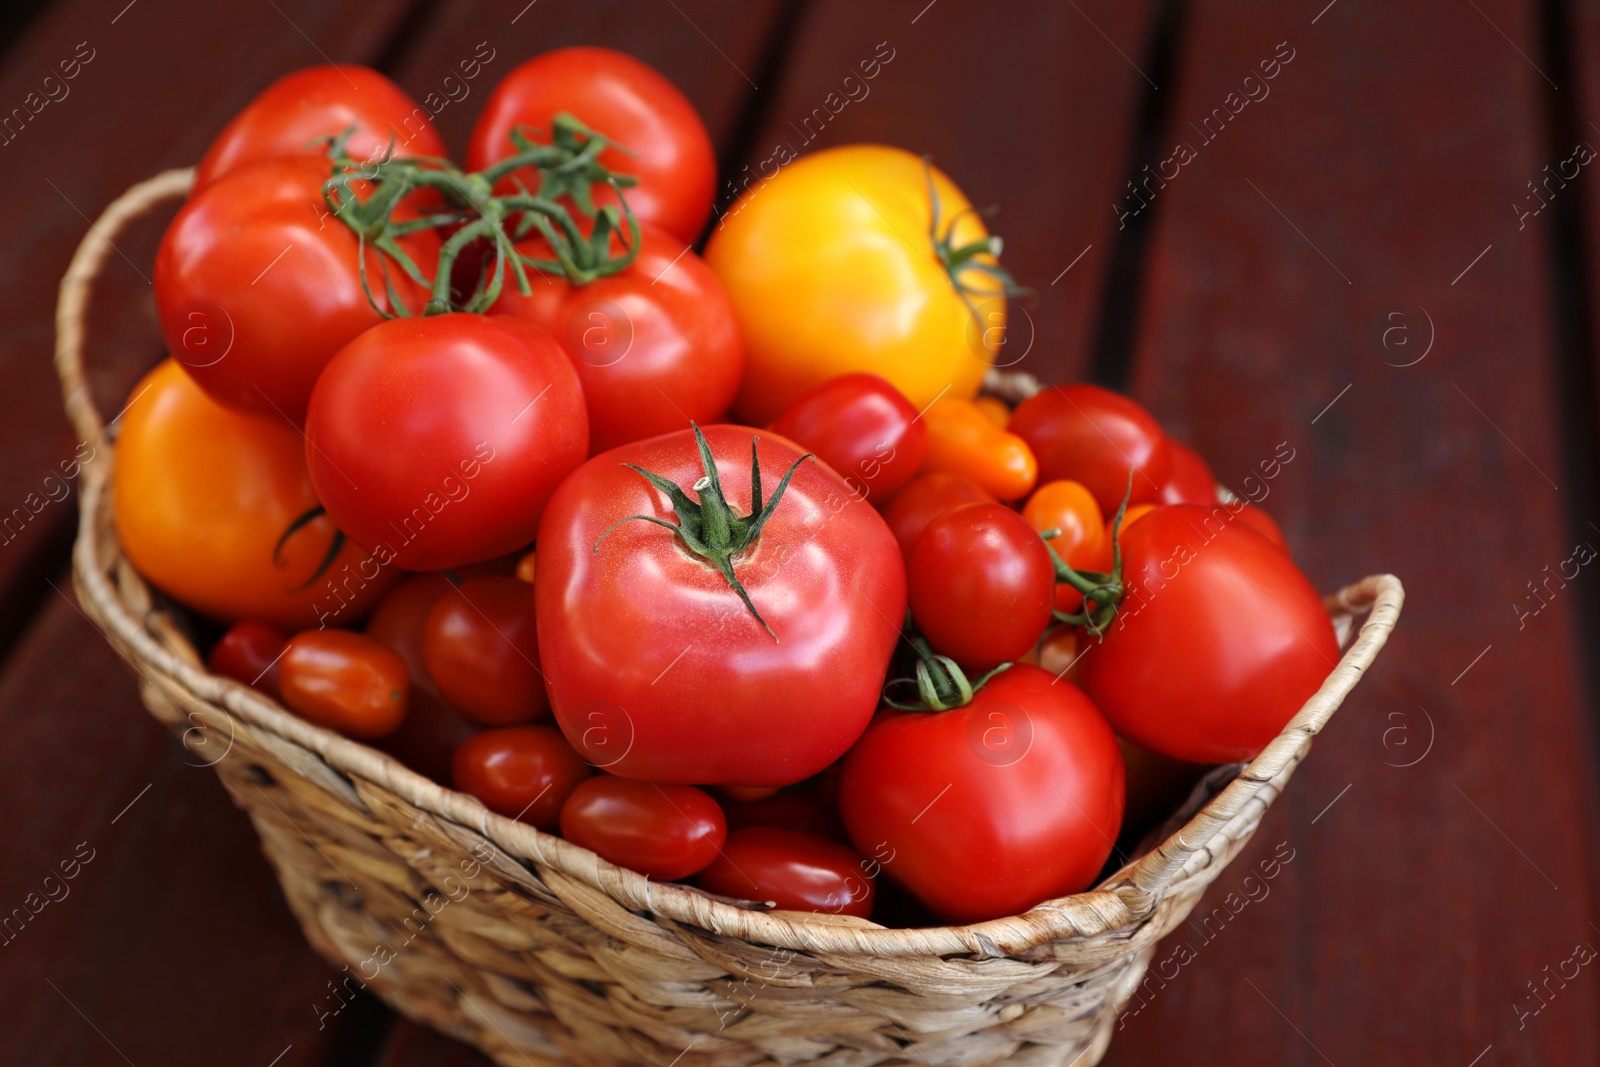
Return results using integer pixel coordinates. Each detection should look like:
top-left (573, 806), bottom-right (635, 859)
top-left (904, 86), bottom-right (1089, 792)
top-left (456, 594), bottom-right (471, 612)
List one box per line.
top-left (923, 159), bottom-right (1031, 329)
top-left (1043, 472), bottom-right (1135, 638)
top-left (883, 628), bottom-right (1011, 712)
top-left (594, 424), bottom-right (812, 641)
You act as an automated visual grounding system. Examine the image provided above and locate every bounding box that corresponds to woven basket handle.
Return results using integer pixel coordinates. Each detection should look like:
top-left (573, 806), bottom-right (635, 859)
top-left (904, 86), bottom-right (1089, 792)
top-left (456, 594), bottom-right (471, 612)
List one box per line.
top-left (54, 167), bottom-right (195, 443)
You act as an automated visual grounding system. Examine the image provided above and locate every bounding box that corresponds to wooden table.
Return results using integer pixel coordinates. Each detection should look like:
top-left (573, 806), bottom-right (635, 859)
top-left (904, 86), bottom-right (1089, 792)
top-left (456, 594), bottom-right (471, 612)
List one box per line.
top-left (2, 0), bottom-right (1596, 1063)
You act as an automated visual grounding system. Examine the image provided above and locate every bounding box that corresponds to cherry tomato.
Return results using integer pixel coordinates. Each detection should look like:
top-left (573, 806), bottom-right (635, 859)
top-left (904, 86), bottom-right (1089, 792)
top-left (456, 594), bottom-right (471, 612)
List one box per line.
top-left (1158, 440), bottom-right (1217, 506)
top-left (451, 726), bottom-right (591, 831)
top-left (696, 828), bottom-right (874, 918)
top-left (278, 630), bottom-right (408, 739)
top-left (155, 157), bottom-right (438, 421)
top-left (1009, 384), bottom-right (1172, 516)
top-left (919, 398), bottom-right (1038, 501)
top-left (1076, 505), bottom-right (1339, 763)
top-left (560, 777), bottom-right (726, 880)
top-left (1022, 480), bottom-right (1107, 573)
top-left (839, 664), bottom-right (1125, 924)
top-left (909, 503), bottom-right (1055, 670)
top-left (494, 223), bottom-right (741, 453)
top-left (467, 47), bottom-right (715, 244)
top-left (882, 472), bottom-right (997, 559)
top-left (113, 360), bottom-right (394, 628)
top-left (1235, 503), bottom-right (1289, 554)
top-left (973, 395), bottom-right (1011, 428)
top-left (195, 65), bottom-right (447, 188)
top-left (537, 425), bottom-right (906, 786)
top-left (424, 577), bottom-right (548, 726)
top-left (771, 373), bottom-right (928, 502)
top-left (207, 620), bottom-right (288, 698)
top-left (305, 313), bottom-right (588, 571)
top-left (719, 778), bottom-right (847, 841)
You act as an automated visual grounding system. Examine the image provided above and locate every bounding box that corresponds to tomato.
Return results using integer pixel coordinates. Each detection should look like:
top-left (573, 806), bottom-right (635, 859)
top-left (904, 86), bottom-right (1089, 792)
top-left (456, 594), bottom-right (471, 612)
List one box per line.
top-left (560, 777), bottom-right (726, 880)
top-left (466, 47), bottom-right (715, 244)
top-left (1076, 505), bottom-right (1339, 763)
top-left (719, 779), bottom-right (847, 841)
top-left (1235, 503), bottom-right (1289, 554)
top-left (305, 314), bottom-right (588, 571)
top-left (424, 577), bottom-right (548, 726)
top-left (1009, 384), bottom-right (1172, 516)
top-left (155, 157), bottom-right (438, 421)
top-left (207, 620), bottom-right (288, 698)
top-left (696, 828), bottom-right (874, 918)
top-left (839, 664), bottom-right (1125, 924)
top-left (515, 550), bottom-right (538, 584)
top-left (1022, 480), bottom-right (1107, 573)
top-left (706, 145), bottom-right (1008, 424)
top-left (494, 223), bottom-right (741, 453)
top-left (771, 373), bottom-right (927, 503)
top-left (919, 398), bottom-right (1038, 501)
top-left (1159, 440), bottom-right (1217, 506)
top-left (882, 472), bottom-right (996, 558)
top-left (278, 630), bottom-right (408, 739)
top-left (536, 424), bottom-right (906, 786)
top-left (114, 361), bottom-right (394, 629)
top-left (908, 504), bottom-right (1055, 670)
top-left (452, 726), bottom-right (591, 831)
top-left (973, 395), bottom-right (1011, 428)
top-left (1106, 503), bottom-right (1159, 554)
top-left (195, 65), bottom-right (447, 189)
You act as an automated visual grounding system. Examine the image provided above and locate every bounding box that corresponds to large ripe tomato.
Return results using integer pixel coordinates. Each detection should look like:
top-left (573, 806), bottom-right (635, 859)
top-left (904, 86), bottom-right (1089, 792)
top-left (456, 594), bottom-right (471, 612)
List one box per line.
top-left (705, 145), bottom-right (1007, 424)
top-left (155, 157), bottom-right (438, 422)
top-left (466, 47), bottom-right (715, 244)
top-left (195, 65), bottom-right (447, 188)
top-left (1009, 384), bottom-right (1172, 516)
top-left (839, 664), bottom-right (1125, 924)
top-left (114, 360), bottom-right (394, 628)
top-left (1076, 505), bottom-right (1339, 763)
top-left (424, 577), bottom-right (548, 726)
top-left (881, 472), bottom-right (996, 558)
top-left (695, 828), bottom-right (875, 918)
top-left (494, 223), bottom-right (741, 453)
top-left (560, 777), bottom-right (726, 880)
top-left (278, 630), bottom-right (409, 739)
top-left (536, 425), bottom-right (906, 787)
top-left (305, 314), bottom-right (588, 571)
top-left (771, 373), bottom-right (927, 503)
top-left (452, 726), bottom-right (591, 831)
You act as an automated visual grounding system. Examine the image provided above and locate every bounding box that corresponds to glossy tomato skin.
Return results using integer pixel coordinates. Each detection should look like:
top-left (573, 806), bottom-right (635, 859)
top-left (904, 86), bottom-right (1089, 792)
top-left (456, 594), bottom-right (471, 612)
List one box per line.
top-left (155, 157), bottom-right (437, 422)
top-left (494, 224), bottom-right (741, 453)
top-left (706, 146), bottom-right (1001, 424)
top-left (560, 777), bottom-right (726, 880)
top-left (920, 399), bottom-right (1038, 501)
top-left (908, 504), bottom-right (1055, 670)
top-left (466, 47), bottom-right (715, 243)
top-left (696, 828), bottom-right (874, 918)
top-left (1009, 385), bottom-right (1172, 516)
top-left (1158, 441), bottom-right (1217, 506)
top-left (305, 314), bottom-right (588, 571)
top-left (114, 361), bottom-right (394, 628)
top-left (208, 620), bottom-right (289, 698)
top-left (279, 630), bottom-right (409, 739)
top-left (882, 472), bottom-right (996, 559)
top-left (452, 726), bottom-right (591, 831)
top-left (1022, 480), bottom-right (1109, 614)
top-left (536, 425), bottom-right (906, 786)
top-left (195, 65), bottom-right (446, 188)
top-left (424, 577), bottom-right (548, 726)
top-left (1076, 505), bottom-right (1339, 764)
top-left (839, 665), bottom-right (1125, 924)
top-left (771, 373), bottom-right (927, 502)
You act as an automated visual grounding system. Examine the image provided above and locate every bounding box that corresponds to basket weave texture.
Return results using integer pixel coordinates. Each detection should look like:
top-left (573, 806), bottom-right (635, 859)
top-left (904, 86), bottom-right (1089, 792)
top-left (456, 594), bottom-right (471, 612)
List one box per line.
top-left (58, 168), bottom-right (1404, 1067)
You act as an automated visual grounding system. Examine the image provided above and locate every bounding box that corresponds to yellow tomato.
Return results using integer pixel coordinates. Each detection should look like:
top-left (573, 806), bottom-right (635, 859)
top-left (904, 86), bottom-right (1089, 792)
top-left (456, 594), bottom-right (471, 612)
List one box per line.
top-left (705, 144), bottom-right (1010, 424)
top-left (114, 359), bottom-right (395, 628)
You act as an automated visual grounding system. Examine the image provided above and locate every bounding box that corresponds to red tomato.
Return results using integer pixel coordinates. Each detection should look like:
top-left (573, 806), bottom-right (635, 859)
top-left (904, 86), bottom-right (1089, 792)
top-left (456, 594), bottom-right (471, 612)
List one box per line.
top-left (536, 425), bottom-right (906, 786)
top-left (305, 314), bottom-right (588, 571)
top-left (207, 620), bottom-right (288, 698)
top-left (771, 373), bottom-right (928, 503)
top-left (1076, 505), bottom-right (1339, 763)
top-left (1009, 384), bottom-right (1172, 515)
top-left (882, 472), bottom-right (997, 558)
top-left (1234, 503), bottom-right (1289, 554)
top-left (696, 828), bottom-right (875, 918)
top-left (494, 223), bottom-right (741, 453)
top-left (839, 665), bottom-right (1125, 924)
top-left (195, 66), bottom-right (447, 188)
top-left (560, 777), bottom-right (726, 880)
top-left (424, 577), bottom-right (548, 726)
top-left (155, 157), bottom-right (438, 421)
top-left (466, 47), bottom-right (715, 244)
top-left (278, 630), bottom-right (409, 739)
top-left (1158, 440), bottom-right (1217, 506)
top-left (908, 503), bottom-right (1055, 670)
top-left (719, 779), bottom-right (847, 841)
top-left (452, 726), bottom-right (591, 831)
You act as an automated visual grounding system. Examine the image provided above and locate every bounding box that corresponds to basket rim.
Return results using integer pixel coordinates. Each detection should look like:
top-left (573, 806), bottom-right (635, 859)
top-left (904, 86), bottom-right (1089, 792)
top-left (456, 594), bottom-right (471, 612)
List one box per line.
top-left (57, 166), bottom-right (1405, 959)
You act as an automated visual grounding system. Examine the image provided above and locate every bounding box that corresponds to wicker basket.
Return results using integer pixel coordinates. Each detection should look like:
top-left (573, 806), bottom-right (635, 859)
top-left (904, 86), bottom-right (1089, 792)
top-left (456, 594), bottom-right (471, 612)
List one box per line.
top-left (57, 167), bottom-right (1404, 1067)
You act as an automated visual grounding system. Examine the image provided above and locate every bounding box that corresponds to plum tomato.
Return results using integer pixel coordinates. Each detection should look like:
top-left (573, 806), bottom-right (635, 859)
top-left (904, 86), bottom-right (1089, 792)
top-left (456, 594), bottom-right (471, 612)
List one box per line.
top-left (207, 620), bottom-right (289, 698)
top-left (1009, 384), bottom-right (1172, 516)
top-left (882, 472), bottom-right (996, 559)
top-left (424, 576), bottom-right (548, 726)
top-left (451, 725), bottom-right (591, 831)
top-left (919, 398), bottom-right (1038, 501)
top-left (771, 373), bottom-right (927, 502)
top-left (1158, 440), bottom-right (1217, 506)
top-left (278, 629), bottom-right (408, 739)
top-left (559, 777), bottom-right (726, 880)
top-left (695, 828), bottom-right (875, 918)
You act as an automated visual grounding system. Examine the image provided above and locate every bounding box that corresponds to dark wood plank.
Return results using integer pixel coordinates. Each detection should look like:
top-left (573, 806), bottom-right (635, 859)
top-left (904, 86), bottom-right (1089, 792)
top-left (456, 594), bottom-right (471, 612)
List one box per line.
top-left (1104, 1), bottom-right (1600, 1063)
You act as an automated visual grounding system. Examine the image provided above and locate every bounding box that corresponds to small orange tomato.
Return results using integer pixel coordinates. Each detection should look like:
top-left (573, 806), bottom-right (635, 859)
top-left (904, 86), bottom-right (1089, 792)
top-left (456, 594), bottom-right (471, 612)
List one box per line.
top-left (920, 398), bottom-right (1037, 501)
top-left (279, 630), bottom-right (409, 739)
top-left (515, 550), bottom-right (537, 584)
top-left (973, 395), bottom-right (1012, 429)
top-left (1022, 480), bottom-right (1107, 572)
top-left (451, 726), bottom-right (592, 831)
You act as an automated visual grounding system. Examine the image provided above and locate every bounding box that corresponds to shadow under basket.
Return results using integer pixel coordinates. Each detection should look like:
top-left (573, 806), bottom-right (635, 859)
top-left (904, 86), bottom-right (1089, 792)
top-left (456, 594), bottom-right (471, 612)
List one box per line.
top-left (56, 168), bottom-right (1405, 1067)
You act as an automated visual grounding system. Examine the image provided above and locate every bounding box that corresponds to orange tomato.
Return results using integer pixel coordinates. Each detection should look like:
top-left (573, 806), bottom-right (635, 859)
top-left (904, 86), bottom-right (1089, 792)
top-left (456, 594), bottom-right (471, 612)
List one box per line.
top-left (973, 395), bottom-right (1011, 429)
top-left (919, 399), bottom-right (1037, 501)
top-left (1022, 480), bottom-right (1107, 572)
top-left (114, 360), bottom-right (395, 628)
top-left (279, 629), bottom-right (408, 739)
